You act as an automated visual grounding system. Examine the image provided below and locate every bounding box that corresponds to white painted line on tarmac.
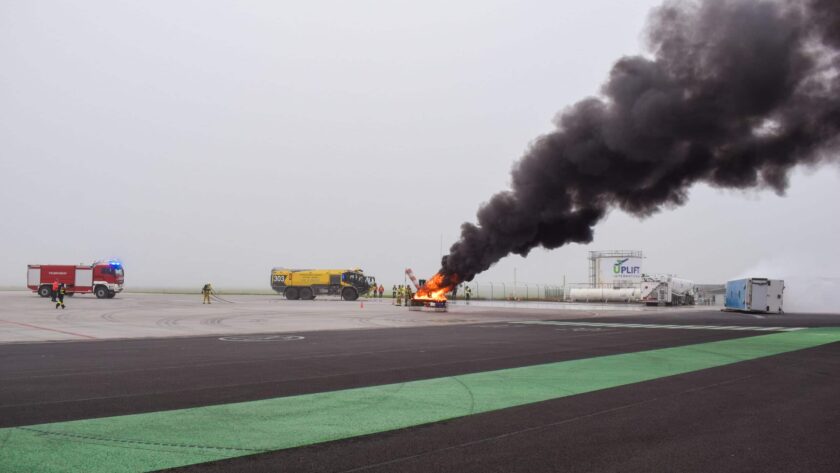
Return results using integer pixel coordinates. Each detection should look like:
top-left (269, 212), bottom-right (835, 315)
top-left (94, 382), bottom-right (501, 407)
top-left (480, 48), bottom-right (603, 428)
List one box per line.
top-left (219, 335), bottom-right (305, 342)
top-left (510, 321), bottom-right (805, 332)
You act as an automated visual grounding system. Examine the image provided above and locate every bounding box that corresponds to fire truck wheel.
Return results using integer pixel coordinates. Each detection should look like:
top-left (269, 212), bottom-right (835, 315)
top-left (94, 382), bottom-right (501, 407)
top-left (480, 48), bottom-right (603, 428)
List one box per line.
top-left (66, 293), bottom-right (74, 297)
top-left (341, 287), bottom-right (358, 301)
top-left (107, 291), bottom-right (116, 299)
top-left (38, 286), bottom-right (52, 298)
top-left (94, 286), bottom-right (109, 299)
top-left (299, 287), bottom-right (314, 300)
top-left (285, 288), bottom-right (300, 300)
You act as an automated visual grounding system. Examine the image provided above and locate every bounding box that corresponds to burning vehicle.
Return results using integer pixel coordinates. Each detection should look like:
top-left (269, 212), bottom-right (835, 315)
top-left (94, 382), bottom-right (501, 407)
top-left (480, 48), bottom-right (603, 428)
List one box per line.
top-left (407, 269), bottom-right (460, 312)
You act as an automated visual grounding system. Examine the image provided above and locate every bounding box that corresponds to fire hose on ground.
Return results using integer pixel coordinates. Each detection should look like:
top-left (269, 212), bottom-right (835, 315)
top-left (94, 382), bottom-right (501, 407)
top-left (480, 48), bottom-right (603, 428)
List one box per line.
top-left (210, 293), bottom-right (235, 304)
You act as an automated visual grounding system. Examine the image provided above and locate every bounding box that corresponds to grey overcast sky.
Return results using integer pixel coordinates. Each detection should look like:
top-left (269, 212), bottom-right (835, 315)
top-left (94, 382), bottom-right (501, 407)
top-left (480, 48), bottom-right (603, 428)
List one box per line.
top-left (1, 0), bottom-right (839, 295)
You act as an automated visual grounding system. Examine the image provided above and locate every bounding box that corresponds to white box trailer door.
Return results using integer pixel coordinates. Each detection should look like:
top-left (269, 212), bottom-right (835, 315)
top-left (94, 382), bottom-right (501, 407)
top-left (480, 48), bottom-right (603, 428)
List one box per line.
top-left (27, 268), bottom-right (40, 287)
top-left (766, 280), bottom-right (784, 313)
top-left (75, 268), bottom-right (93, 288)
top-left (750, 280), bottom-right (769, 311)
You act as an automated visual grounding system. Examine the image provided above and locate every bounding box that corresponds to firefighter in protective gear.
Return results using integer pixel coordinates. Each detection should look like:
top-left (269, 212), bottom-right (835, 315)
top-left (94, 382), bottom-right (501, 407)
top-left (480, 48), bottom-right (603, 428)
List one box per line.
top-left (202, 283), bottom-right (215, 304)
top-left (55, 283), bottom-right (66, 309)
top-left (391, 285), bottom-right (397, 300)
top-left (465, 286), bottom-right (472, 304)
top-left (378, 284), bottom-right (384, 298)
top-left (405, 285), bottom-right (413, 305)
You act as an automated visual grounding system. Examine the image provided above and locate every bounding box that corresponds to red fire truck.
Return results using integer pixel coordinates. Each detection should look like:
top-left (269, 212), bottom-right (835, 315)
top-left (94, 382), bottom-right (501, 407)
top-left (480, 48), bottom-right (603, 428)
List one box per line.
top-left (27, 261), bottom-right (125, 299)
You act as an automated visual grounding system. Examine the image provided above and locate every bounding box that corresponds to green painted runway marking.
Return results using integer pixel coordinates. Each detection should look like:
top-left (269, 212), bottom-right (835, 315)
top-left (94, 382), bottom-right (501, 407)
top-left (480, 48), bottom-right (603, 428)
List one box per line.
top-left (1, 327), bottom-right (838, 473)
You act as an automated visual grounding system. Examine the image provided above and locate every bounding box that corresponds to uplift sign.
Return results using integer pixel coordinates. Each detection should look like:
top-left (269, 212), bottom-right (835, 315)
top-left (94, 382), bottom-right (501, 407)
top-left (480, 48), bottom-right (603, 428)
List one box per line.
top-left (612, 258), bottom-right (641, 276)
top-left (598, 257), bottom-right (642, 284)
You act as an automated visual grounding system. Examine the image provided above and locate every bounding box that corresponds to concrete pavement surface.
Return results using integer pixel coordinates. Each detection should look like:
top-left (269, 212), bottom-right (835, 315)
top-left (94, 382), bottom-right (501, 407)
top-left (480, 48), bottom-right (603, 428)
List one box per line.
top-left (0, 291), bottom-right (702, 343)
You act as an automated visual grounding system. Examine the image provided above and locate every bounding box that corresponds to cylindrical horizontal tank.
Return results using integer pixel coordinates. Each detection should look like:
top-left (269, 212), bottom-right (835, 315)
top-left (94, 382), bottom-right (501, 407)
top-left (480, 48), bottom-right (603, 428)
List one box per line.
top-left (569, 287), bottom-right (640, 302)
top-left (669, 277), bottom-right (695, 296)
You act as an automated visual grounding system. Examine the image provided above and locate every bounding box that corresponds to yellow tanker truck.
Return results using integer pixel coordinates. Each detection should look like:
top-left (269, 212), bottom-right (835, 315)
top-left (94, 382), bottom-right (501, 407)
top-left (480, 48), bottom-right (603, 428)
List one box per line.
top-left (270, 268), bottom-right (375, 301)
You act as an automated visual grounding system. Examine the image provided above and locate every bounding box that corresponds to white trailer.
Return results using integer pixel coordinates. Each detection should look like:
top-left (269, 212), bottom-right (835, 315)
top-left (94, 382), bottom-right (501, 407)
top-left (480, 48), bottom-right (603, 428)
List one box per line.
top-left (725, 278), bottom-right (784, 313)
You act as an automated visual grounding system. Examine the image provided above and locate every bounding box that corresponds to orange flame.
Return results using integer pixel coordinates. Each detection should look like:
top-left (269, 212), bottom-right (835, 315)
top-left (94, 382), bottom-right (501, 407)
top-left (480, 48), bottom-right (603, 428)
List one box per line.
top-left (413, 273), bottom-right (460, 302)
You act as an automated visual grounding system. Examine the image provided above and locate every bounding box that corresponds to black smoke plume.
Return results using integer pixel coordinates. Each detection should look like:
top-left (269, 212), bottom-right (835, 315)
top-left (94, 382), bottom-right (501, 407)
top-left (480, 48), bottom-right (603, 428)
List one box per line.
top-left (440, 0), bottom-right (840, 283)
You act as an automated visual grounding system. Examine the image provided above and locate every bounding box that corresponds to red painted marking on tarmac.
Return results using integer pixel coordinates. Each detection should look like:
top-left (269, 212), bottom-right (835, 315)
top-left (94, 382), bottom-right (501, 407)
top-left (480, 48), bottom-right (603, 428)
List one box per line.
top-left (0, 319), bottom-right (98, 340)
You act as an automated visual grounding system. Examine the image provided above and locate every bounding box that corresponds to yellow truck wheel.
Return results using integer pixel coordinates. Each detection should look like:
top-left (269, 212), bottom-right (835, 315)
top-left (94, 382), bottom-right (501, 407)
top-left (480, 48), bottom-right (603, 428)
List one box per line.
top-left (341, 287), bottom-right (358, 301)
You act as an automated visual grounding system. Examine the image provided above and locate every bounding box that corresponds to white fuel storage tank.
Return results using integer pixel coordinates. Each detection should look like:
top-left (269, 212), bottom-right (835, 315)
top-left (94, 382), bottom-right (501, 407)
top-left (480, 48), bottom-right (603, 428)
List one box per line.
top-left (569, 287), bottom-right (640, 302)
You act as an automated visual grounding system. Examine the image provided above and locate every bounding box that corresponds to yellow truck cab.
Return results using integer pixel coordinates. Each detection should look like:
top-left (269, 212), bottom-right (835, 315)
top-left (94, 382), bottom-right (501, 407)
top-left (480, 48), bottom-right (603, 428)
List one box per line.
top-left (270, 268), bottom-right (375, 301)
